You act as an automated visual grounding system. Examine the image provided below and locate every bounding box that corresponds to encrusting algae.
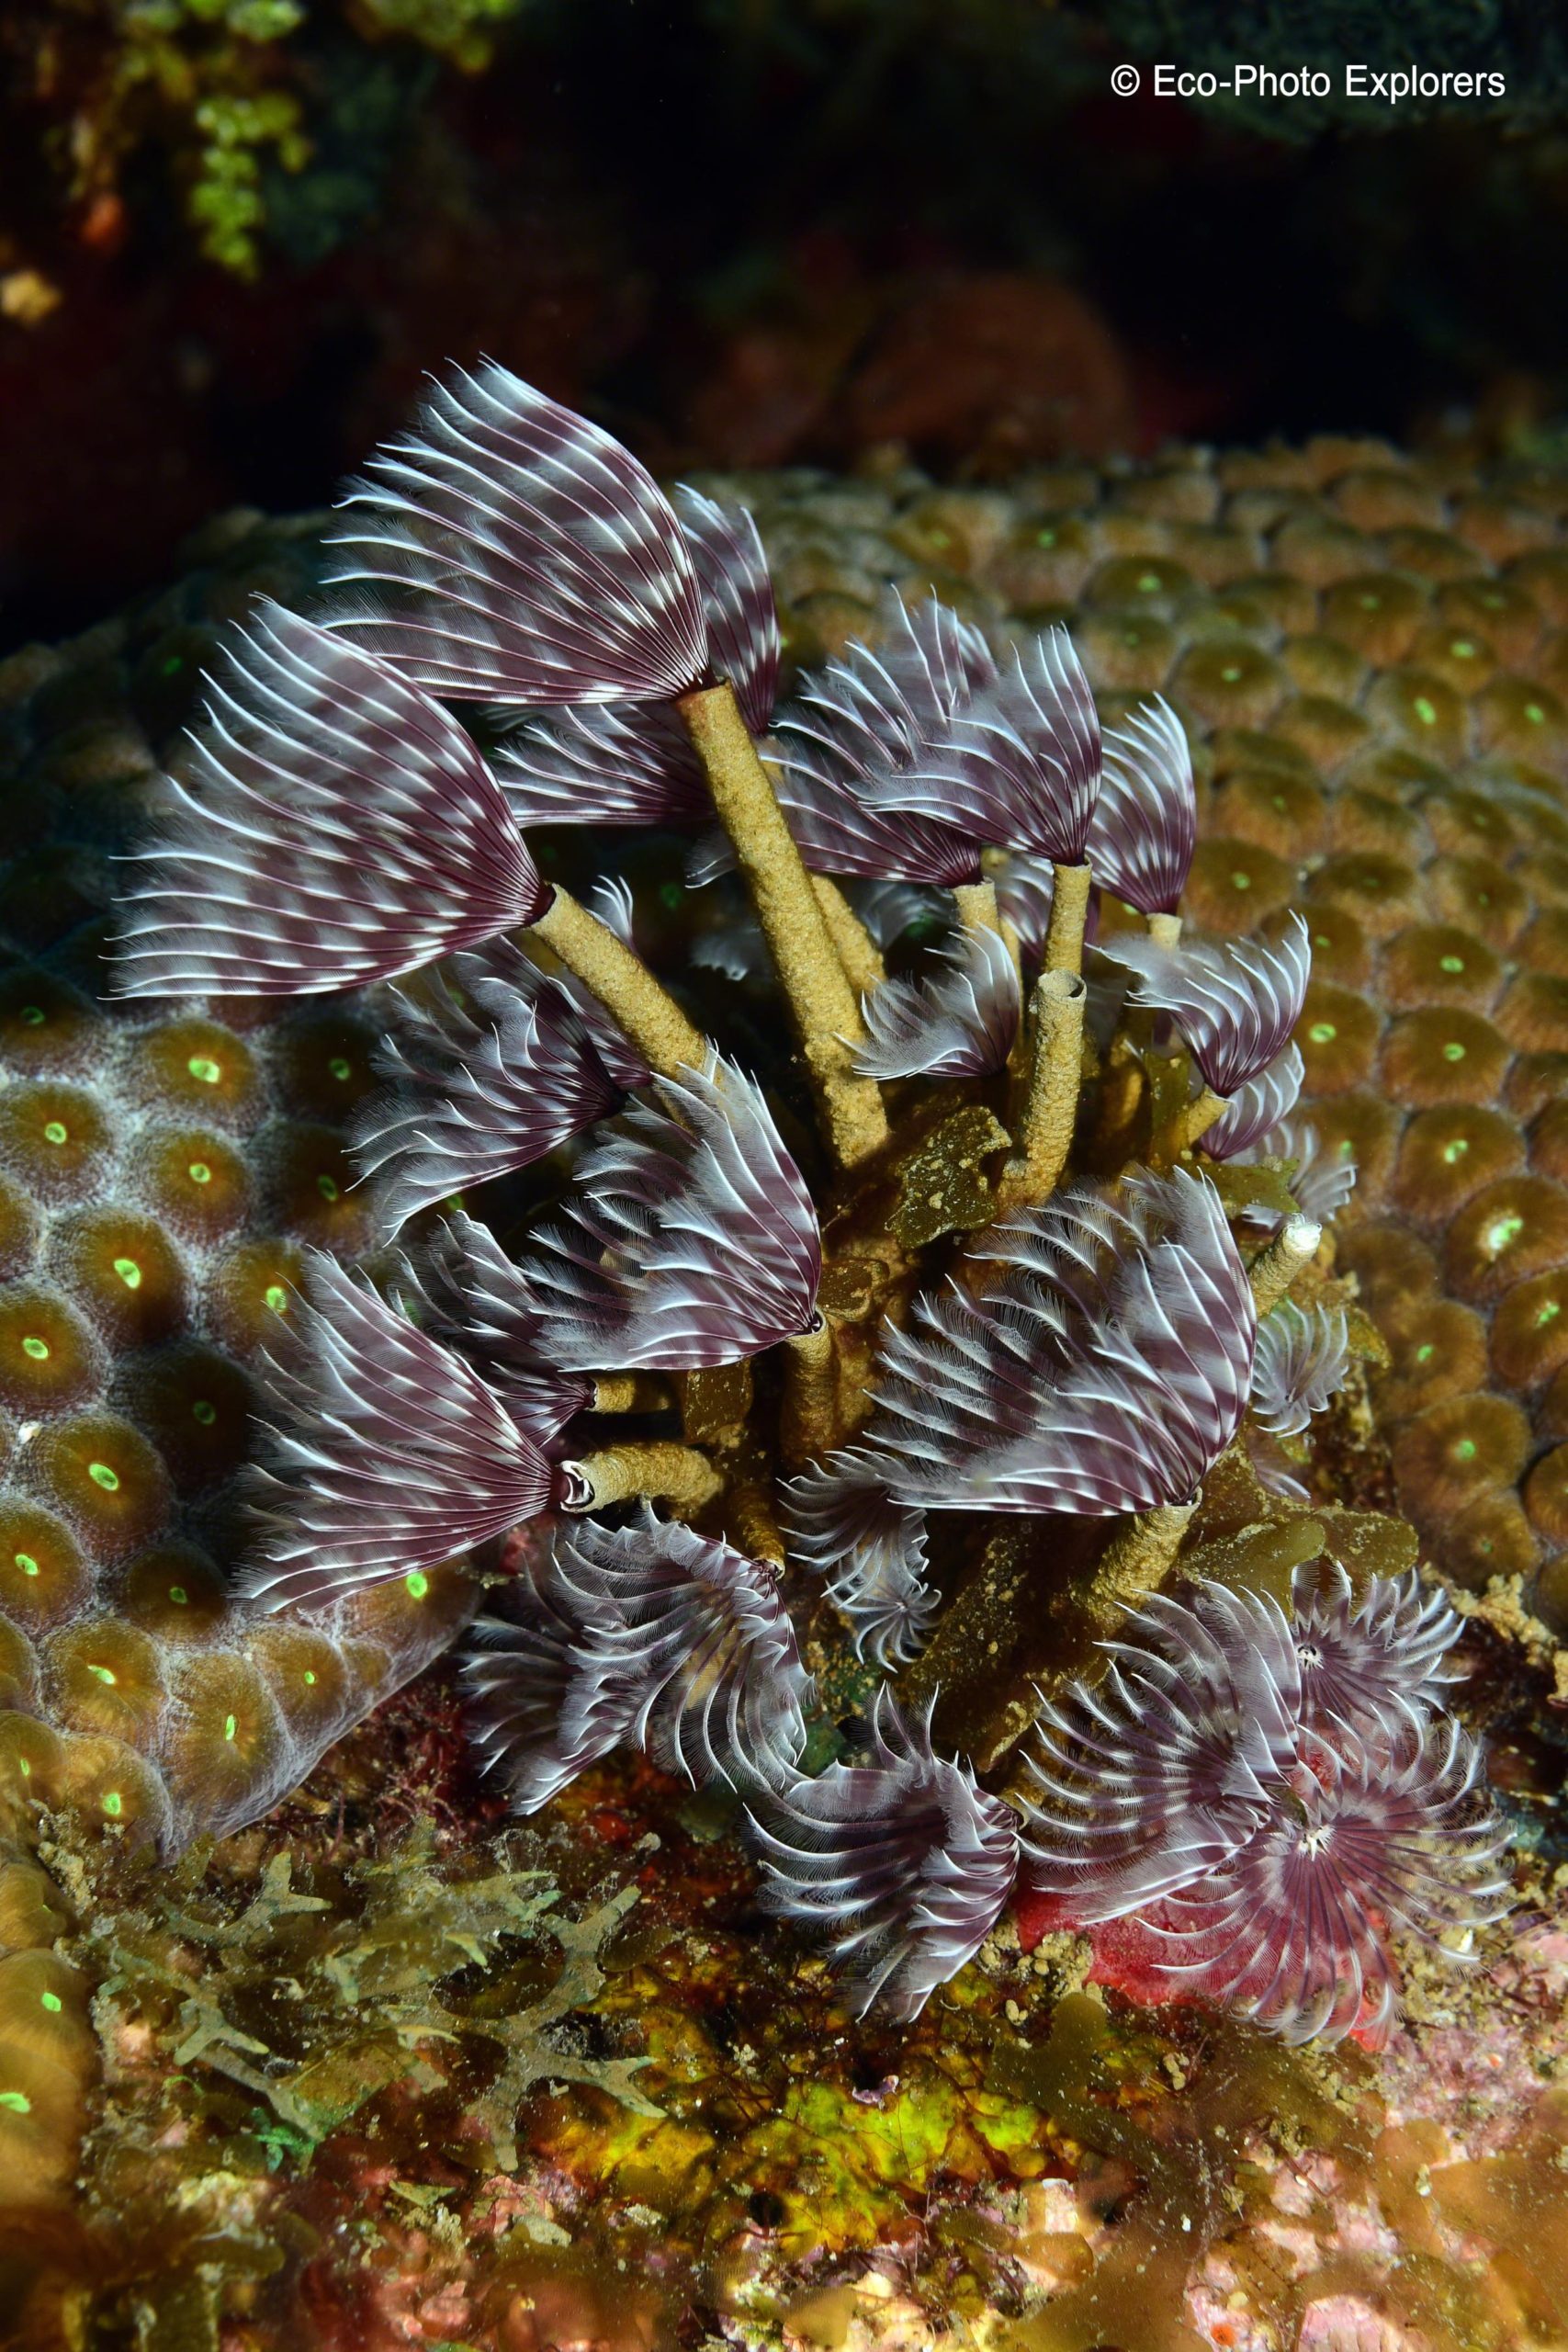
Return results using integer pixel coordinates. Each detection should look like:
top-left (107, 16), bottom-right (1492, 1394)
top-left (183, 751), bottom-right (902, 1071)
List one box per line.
top-left (0, 398), bottom-right (1567, 2346)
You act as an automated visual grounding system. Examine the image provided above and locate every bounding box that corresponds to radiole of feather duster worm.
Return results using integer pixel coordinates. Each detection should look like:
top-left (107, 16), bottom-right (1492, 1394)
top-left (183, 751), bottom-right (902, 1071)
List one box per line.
top-left (1015, 1570), bottom-right (1510, 2046)
top-left (112, 602), bottom-right (708, 1080)
top-left (749, 1689), bottom-right (1020, 2021)
top-left (1101, 911), bottom-right (1313, 1154)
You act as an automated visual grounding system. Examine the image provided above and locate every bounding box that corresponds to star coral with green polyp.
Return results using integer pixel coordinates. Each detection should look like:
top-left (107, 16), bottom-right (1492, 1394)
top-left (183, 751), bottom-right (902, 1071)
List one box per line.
top-left (3, 408), bottom-right (1568, 2346)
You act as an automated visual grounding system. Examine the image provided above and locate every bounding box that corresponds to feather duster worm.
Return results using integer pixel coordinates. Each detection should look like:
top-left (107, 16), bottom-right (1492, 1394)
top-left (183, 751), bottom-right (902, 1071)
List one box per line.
top-left (244, 1251), bottom-right (555, 1612)
top-left (1249, 1300), bottom-right (1352, 1438)
top-left (1145, 1718), bottom-right (1509, 2047)
top-left (495, 700), bottom-right (709, 832)
top-left (1103, 912), bottom-right (1313, 1100)
top-left (1019, 1571), bottom-right (1509, 2045)
top-left (436, 1055), bottom-right (821, 1373)
top-left (859, 626), bottom-right (1101, 869)
top-left (1018, 1582), bottom-right (1302, 1924)
top-left (719, 605), bottom-right (1106, 937)
top-left (781, 1450), bottom-right (938, 1668)
top-left (787, 1173), bottom-right (1256, 1668)
top-left (749, 1690), bottom-right (1020, 2020)
top-left (114, 604), bottom-right (548, 999)
top-left (395, 1216), bottom-right (594, 1446)
top-left (1290, 1555), bottom-right (1463, 1737)
top-left (1269, 1114), bottom-right (1359, 1227)
top-left (675, 485), bottom-right (781, 736)
top-left (852, 923), bottom-right (1021, 1080)
top-left (862, 1170), bottom-right (1257, 1518)
top-left (700, 594), bottom-right (996, 888)
top-left (98, 365), bottom-right (1506, 2059)
top-left (1089, 695), bottom-right (1197, 921)
top-left (1200, 1045), bottom-right (1304, 1164)
top-left (352, 939), bottom-right (649, 1237)
top-left (492, 485), bottom-right (780, 831)
top-left (464, 1508), bottom-right (811, 1807)
top-left (328, 363), bottom-right (711, 707)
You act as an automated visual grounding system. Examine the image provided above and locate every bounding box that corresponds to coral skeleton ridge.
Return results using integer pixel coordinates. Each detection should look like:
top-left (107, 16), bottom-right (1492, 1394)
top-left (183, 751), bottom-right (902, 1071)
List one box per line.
top-left (9, 387), bottom-right (1568, 2332)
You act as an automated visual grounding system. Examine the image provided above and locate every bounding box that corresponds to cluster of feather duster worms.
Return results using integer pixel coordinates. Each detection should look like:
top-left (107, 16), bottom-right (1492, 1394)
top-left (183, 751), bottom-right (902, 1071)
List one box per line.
top-left (114, 359), bottom-right (1507, 2045)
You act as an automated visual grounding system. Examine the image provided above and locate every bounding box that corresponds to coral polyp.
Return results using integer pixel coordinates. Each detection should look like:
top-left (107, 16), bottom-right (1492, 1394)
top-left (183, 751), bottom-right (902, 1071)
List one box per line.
top-left (88, 360), bottom-right (1508, 2052)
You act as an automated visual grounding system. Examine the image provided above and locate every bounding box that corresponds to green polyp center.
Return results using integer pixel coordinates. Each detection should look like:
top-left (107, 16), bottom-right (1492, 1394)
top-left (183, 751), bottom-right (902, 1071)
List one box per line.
top-left (303, 1669), bottom-right (317, 1685)
top-left (1136, 571), bottom-right (1161, 593)
top-left (1450, 639), bottom-right (1476, 659)
top-left (188, 1162), bottom-right (211, 1185)
top-left (169, 1585), bottom-right (188, 1605)
top-left (1538, 1300), bottom-right (1562, 1328)
top-left (21, 1336), bottom-right (48, 1360)
top-left (40, 1992), bottom-right (61, 2014)
top-left (1221, 664), bottom-right (1242, 684)
top-left (328, 1057), bottom-right (352, 1080)
top-left (88, 1462), bottom-right (119, 1491)
top-left (1524, 702), bottom-right (1545, 724)
top-left (1230, 872), bottom-right (1251, 891)
top-left (405, 1571), bottom-right (430, 1600)
top-left (114, 1257), bottom-right (141, 1288)
top-left (1359, 593), bottom-right (1381, 609)
top-left (187, 1056), bottom-right (221, 1084)
top-left (0, 2093), bottom-right (30, 2115)
top-left (1484, 1214), bottom-right (1525, 1256)
top-left (1453, 1439), bottom-right (1478, 1462)
top-left (1442, 1041), bottom-right (1465, 1062)
top-left (1439, 955), bottom-right (1465, 975)
top-left (224, 1714), bottom-right (238, 1742)
top-left (1442, 1139), bottom-right (1469, 1165)
top-left (88, 1662), bottom-right (117, 1685)
top-left (316, 1174), bottom-right (339, 1202)
top-left (1413, 696), bottom-right (1438, 726)
top-left (192, 1400), bottom-right (216, 1426)
top-left (1416, 1343), bottom-right (1436, 1363)
top-left (265, 1284), bottom-right (288, 1313)
top-left (20, 1005), bottom-right (44, 1026)
top-left (43, 1121), bottom-right (67, 1146)
top-left (1309, 1023), bottom-right (1337, 1045)
top-left (14, 1552), bottom-right (39, 1576)
top-left (1035, 526), bottom-right (1056, 547)
top-left (102, 1791), bottom-right (121, 1817)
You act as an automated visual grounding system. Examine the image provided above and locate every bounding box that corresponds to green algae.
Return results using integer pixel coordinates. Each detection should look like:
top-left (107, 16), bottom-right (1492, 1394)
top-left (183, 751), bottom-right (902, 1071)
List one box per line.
top-left (7, 0), bottom-right (532, 277)
top-left (81, 1825), bottom-right (658, 2184)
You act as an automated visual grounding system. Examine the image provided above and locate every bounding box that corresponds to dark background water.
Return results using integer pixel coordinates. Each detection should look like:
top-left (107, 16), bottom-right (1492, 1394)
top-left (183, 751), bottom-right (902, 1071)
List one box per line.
top-left (5, 0), bottom-right (1568, 650)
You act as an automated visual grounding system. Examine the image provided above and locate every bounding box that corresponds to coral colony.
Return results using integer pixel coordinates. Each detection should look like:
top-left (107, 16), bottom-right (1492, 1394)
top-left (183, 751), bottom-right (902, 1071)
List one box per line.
top-left (117, 362), bottom-right (1508, 2049)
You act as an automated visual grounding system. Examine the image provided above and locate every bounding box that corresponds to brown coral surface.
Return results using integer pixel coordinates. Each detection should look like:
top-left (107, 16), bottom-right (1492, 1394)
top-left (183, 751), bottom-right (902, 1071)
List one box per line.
top-left (1, 438), bottom-right (1567, 2347)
